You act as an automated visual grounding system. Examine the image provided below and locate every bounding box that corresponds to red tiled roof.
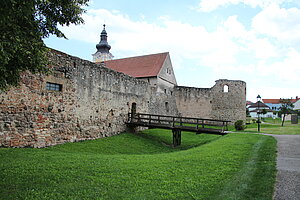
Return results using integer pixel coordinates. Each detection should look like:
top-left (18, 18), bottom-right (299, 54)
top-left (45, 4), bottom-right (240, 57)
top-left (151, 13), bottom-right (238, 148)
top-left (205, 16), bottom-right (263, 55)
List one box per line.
top-left (263, 98), bottom-right (299, 104)
top-left (291, 99), bottom-right (298, 103)
top-left (103, 52), bottom-right (168, 78)
top-left (262, 99), bottom-right (281, 104)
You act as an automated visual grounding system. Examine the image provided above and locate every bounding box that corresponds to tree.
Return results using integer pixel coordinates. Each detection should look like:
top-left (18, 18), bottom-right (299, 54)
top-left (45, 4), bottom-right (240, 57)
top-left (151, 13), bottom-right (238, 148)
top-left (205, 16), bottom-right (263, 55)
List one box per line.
top-left (261, 108), bottom-right (267, 121)
top-left (0, 0), bottom-right (89, 90)
top-left (278, 98), bottom-right (294, 127)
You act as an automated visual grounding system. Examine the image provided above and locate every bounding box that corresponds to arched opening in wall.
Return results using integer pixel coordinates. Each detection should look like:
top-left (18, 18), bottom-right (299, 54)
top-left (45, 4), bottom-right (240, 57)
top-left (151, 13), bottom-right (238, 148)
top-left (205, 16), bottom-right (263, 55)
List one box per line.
top-left (223, 85), bottom-right (229, 93)
top-left (165, 102), bottom-right (169, 113)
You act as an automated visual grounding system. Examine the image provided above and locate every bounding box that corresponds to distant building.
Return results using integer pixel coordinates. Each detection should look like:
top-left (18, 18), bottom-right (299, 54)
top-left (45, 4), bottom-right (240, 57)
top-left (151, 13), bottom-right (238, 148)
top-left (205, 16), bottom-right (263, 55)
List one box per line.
top-left (92, 24), bottom-right (114, 62)
top-left (248, 101), bottom-right (273, 118)
top-left (246, 101), bottom-right (253, 108)
top-left (262, 99), bottom-right (281, 111)
top-left (263, 96), bottom-right (299, 111)
top-left (104, 52), bottom-right (177, 94)
top-left (294, 99), bottom-right (300, 110)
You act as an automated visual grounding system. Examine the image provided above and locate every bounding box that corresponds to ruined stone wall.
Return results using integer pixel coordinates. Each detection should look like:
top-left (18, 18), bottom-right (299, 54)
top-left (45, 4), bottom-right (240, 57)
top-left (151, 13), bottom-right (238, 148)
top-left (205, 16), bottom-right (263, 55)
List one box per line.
top-left (175, 79), bottom-right (246, 123)
top-left (0, 49), bottom-right (246, 148)
top-left (210, 79), bottom-right (246, 123)
top-left (174, 86), bottom-right (212, 118)
top-left (0, 49), bottom-right (150, 148)
top-left (148, 87), bottom-right (178, 116)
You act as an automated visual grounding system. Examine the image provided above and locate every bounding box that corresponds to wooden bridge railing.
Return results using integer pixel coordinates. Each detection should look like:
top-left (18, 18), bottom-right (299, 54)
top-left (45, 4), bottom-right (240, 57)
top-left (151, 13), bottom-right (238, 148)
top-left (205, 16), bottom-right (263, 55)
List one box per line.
top-left (127, 113), bottom-right (230, 133)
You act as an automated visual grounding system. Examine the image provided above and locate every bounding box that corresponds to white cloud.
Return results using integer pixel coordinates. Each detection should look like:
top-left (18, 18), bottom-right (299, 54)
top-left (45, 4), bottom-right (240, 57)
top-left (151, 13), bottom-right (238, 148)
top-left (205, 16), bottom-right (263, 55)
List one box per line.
top-left (223, 15), bottom-right (249, 38)
top-left (248, 86), bottom-right (298, 101)
top-left (249, 38), bottom-right (279, 59)
top-left (197, 0), bottom-right (292, 12)
top-left (56, 8), bottom-right (300, 100)
top-left (61, 9), bottom-right (296, 74)
top-left (268, 48), bottom-right (300, 82)
top-left (252, 4), bottom-right (300, 45)
top-left (60, 9), bottom-right (240, 69)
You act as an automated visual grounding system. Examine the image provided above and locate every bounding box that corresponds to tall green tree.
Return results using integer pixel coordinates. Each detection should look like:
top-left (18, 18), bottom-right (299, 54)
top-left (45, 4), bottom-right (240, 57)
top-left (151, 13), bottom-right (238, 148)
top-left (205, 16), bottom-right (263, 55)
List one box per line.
top-left (0, 0), bottom-right (89, 90)
top-left (279, 98), bottom-right (294, 127)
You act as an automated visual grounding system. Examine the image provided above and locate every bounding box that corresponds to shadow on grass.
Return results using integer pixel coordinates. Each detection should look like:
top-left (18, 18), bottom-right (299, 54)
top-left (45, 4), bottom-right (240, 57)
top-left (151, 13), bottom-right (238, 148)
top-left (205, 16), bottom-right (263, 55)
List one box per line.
top-left (137, 128), bottom-right (223, 150)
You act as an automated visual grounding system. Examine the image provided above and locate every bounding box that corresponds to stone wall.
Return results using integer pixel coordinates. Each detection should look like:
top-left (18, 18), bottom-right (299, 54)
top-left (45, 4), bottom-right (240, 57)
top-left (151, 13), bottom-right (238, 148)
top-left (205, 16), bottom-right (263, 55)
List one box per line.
top-left (210, 79), bottom-right (246, 123)
top-left (175, 79), bottom-right (246, 123)
top-left (174, 86), bottom-right (212, 118)
top-left (148, 87), bottom-right (178, 116)
top-left (0, 49), bottom-right (246, 148)
top-left (0, 49), bottom-right (150, 148)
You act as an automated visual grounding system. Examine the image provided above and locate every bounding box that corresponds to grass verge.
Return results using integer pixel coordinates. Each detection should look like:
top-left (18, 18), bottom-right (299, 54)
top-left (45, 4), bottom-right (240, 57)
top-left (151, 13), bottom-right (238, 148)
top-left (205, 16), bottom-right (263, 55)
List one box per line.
top-left (0, 130), bottom-right (276, 199)
top-left (243, 122), bottom-right (300, 135)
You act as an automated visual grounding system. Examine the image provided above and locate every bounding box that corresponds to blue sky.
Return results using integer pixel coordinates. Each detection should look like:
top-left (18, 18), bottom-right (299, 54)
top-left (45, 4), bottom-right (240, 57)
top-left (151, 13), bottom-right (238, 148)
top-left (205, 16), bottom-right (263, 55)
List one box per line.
top-left (44, 0), bottom-right (300, 102)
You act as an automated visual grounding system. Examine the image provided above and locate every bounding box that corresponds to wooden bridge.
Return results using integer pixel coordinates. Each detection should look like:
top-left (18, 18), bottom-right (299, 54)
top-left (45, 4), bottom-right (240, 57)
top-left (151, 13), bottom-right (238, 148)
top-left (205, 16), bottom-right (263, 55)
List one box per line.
top-left (127, 113), bottom-right (230, 147)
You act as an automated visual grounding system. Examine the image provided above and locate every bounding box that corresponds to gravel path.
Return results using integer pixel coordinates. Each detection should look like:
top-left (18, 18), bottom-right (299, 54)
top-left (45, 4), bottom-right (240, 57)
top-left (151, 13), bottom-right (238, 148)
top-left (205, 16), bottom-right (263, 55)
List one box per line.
top-left (271, 135), bottom-right (300, 200)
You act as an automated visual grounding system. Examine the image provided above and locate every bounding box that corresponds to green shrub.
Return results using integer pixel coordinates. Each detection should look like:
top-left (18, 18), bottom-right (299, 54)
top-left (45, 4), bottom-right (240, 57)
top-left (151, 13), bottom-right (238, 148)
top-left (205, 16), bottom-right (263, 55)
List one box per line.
top-left (234, 120), bottom-right (245, 131)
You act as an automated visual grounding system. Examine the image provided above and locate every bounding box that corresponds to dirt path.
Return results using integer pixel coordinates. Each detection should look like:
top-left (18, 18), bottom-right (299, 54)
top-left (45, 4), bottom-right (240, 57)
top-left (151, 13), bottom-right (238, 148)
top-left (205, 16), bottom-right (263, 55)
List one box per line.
top-left (270, 135), bottom-right (300, 200)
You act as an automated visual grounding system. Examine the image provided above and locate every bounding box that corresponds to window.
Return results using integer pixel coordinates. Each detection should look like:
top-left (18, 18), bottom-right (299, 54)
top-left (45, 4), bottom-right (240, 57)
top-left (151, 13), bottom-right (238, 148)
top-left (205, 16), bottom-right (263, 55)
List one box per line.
top-left (223, 85), bottom-right (229, 93)
top-left (46, 82), bottom-right (62, 91)
top-left (167, 68), bottom-right (171, 74)
top-left (165, 102), bottom-right (169, 112)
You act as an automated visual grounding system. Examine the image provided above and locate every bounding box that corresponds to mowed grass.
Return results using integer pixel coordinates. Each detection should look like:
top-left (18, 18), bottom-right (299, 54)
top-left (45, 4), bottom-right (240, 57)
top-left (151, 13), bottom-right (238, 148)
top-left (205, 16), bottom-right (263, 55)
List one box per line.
top-left (0, 129), bottom-right (277, 200)
top-left (244, 121), bottom-right (300, 135)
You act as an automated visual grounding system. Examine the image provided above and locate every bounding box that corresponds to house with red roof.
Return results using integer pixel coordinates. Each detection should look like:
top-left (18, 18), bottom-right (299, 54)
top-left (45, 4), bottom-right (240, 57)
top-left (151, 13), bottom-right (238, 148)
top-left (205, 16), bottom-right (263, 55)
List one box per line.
top-left (93, 25), bottom-right (177, 95)
top-left (104, 52), bottom-right (177, 95)
top-left (263, 96), bottom-right (299, 111)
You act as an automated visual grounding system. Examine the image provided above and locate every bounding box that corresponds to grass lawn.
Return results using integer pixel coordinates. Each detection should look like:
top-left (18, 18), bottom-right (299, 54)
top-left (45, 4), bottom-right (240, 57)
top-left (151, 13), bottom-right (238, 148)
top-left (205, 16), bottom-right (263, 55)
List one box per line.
top-left (261, 117), bottom-right (284, 124)
top-left (243, 121), bottom-right (300, 135)
top-left (0, 129), bottom-right (276, 200)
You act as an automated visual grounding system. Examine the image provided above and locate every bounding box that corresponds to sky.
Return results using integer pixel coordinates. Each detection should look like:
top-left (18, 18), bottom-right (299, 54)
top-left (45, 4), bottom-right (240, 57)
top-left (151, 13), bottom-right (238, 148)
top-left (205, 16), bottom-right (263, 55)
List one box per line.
top-left (44, 0), bottom-right (300, 102)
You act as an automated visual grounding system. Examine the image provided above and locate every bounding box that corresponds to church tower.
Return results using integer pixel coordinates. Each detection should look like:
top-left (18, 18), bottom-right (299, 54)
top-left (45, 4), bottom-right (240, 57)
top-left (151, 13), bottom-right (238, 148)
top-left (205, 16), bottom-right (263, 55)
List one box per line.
top-left (92, 24), bottom-right (114, 62)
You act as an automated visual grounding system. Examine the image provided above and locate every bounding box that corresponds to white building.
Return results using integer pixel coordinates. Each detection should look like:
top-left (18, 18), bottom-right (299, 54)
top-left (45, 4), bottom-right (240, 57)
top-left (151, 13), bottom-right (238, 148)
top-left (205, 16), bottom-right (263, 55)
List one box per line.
top-left (248, 101), bottom-right (273, 118)
top-left (294, 99), bottom-right (300, 110)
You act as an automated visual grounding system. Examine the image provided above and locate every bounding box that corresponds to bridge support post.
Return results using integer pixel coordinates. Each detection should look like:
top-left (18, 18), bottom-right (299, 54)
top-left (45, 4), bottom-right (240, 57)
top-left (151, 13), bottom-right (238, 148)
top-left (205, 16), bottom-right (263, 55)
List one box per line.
top-left (172, 129), bottom-right (181, 147)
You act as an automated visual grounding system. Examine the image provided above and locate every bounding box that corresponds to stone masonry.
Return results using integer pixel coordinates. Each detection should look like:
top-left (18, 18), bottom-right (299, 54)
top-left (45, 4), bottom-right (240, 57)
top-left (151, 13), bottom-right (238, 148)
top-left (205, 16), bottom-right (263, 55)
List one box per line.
top-left (175, 79), bottom-right (246, 123)
top-left (0, 49), bottom-right (150, 147)
top-left (0, 49), bottom-right (246, 148)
